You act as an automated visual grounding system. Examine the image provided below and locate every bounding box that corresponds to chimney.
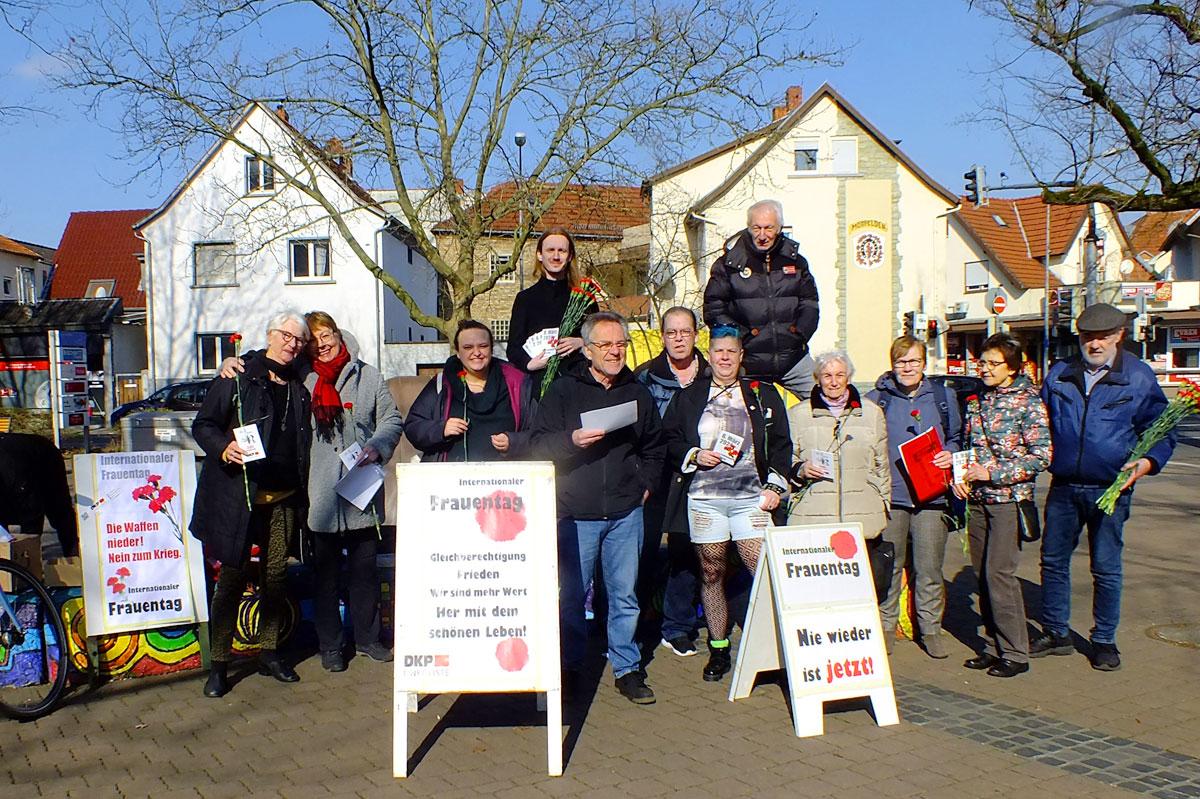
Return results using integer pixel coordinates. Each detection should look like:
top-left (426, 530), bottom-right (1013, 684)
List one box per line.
top-left (325, 136), bottom-right (352, 176)
top-left (275, 104), bottom-right (289, 123)
top-left (771, 85), bottom-right (804, 121)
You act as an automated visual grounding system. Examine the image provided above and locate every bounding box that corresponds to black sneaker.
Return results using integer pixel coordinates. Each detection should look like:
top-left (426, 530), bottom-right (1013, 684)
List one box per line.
top-left (615, 672), bottom-right (656, 704)
top-left (1090, 642), bottom-right (1121, 672)
top-left (321, 649), bottom-right (347, 672)
top-left (356, 642), bottom-right (394, 662)
top-left (660, 635), bottom-right (697, 657)
top-left (703, 648), bottom-right (732, 682)
top-left (1029, 631), bottom-right (1074, 658)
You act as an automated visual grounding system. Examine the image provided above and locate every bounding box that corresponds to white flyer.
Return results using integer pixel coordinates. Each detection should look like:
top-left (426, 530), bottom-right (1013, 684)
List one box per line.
top-left (336, 462), bottom-right (385, 510)
top-left (714, 430), bottom-right (745, 466)
top-left (233, 424), bottom-right (266, 463)
top-left (522, 327), bottom-right (559, 360)
top-left (952, 450), bottom-right (973, 485)
top-left (339, 441), bottom-right (364, 471)
top-left (579, 399), bottom-right (638, 433)
top-left (810, 449), bottom-right (834, 478)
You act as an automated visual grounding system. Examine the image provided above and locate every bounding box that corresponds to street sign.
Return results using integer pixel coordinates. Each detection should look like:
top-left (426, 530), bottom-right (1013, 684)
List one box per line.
top-left (991, 294), bottom-right (1007, 314)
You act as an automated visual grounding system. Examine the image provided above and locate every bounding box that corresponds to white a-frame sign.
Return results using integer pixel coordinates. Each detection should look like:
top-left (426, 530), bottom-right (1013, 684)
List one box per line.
top-left (729, 523), bottom-right (899, 737)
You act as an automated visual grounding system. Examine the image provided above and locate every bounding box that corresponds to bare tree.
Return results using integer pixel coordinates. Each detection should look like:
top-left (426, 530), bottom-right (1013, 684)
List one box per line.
top-left (973, 1), bottom-right (1200, 211)
top-left (36, 0), bottom-right (837, 337)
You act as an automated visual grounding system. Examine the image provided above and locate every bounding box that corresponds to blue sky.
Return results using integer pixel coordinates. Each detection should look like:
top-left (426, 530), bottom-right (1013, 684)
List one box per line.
top-left (0, 1), bottom-right (1038, 247)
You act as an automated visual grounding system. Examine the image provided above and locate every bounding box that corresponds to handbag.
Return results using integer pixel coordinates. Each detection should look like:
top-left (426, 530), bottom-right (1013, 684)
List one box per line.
top-left (1016, 499), bottom-right (1041, 544)
top-left (866, 537), bottom-right (895, 602)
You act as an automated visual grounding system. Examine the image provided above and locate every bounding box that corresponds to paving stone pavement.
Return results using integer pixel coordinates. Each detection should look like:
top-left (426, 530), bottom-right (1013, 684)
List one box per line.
top-left (5, 432), bottom-right (1199, 798)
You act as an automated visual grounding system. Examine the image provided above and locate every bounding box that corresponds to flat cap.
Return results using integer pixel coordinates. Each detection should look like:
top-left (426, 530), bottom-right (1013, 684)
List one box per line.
top-left (1076, 303), bottom-right (1128, 332)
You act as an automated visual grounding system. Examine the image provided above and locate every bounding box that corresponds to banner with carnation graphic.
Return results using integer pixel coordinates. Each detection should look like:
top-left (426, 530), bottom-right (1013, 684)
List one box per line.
top-left (392, 461), bottom-right (560, 694)
top-left (74, 451), bottom-right (208, 636)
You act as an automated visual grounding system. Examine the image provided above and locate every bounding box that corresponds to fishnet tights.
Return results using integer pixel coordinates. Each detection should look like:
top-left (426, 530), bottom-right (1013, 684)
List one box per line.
top-left (697, 539), bottom-right (762, 641)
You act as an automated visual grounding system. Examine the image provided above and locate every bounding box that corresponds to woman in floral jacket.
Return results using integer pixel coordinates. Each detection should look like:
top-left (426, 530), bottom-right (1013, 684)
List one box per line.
top-left (953, 334), bottom-right (1052, 678)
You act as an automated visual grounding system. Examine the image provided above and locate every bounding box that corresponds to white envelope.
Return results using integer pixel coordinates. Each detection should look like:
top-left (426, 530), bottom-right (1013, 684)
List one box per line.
top-left (233, 424), bottom-right (266, 463)
top-left (579, 399), bottom-right (638, 433)
top-left (335, 462), bottom-right (385, 511)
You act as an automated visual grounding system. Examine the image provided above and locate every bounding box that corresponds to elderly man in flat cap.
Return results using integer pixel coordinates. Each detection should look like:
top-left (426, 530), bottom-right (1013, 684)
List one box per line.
top-left (1032, 303), bottom-right (1176, 671)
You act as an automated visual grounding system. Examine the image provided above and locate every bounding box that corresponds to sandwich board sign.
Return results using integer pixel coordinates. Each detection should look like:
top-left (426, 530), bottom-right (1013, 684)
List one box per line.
top-left (392, 461), bottom-right (561, 777)
top-left (729, 523), bottom-right (898, 737)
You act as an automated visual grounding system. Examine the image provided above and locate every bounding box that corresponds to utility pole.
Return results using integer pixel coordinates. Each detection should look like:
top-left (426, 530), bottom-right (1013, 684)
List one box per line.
top-left (1084, 204), bottom-right (1099, 306)
top-left (514, 132), bottom-right (527, 290)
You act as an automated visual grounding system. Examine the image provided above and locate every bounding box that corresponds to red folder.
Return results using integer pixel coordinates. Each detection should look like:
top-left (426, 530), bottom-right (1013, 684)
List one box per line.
top-left (898, 427), bottom-right (950, 505)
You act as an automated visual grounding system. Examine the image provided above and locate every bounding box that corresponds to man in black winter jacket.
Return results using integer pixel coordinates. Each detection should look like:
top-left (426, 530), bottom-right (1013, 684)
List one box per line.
top-left (703, 199), bottom-right (819, 398)
top-left (533, 311), bottom-right (665, 705)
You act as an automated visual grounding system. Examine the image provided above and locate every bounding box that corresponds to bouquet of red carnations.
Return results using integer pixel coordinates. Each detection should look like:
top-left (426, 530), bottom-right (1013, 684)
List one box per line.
top-left (1097, 378), bottom-right (1200, 514)
top-left (539, 276), bottom-right (604, 397)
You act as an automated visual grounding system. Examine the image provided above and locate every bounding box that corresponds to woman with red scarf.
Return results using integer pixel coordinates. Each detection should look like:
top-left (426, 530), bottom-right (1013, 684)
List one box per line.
top-left (303, 311), bottom-right (404, 673)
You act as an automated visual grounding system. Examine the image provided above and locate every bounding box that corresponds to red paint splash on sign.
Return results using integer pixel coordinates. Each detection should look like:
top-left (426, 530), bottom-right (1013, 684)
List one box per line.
top-left (829, 530), bottom-right (857, 560)
top-left (495, 637), bottom-right (529, 672)
top-left (475, 490), bottom-right (526, 542)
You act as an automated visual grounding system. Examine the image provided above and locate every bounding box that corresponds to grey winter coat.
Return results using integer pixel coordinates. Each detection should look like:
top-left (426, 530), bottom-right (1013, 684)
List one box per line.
top-left (305, 352), bottom-right (404, 533)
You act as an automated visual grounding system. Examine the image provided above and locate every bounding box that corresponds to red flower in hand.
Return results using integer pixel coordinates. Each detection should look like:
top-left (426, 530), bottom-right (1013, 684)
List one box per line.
top-left (229, 333), bottom-right (242, 344)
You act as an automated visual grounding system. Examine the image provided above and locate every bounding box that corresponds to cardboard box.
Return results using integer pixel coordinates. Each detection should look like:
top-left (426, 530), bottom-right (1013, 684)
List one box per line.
top-left (0, 533), bottom-right (44, 591)
top-left (43, 556), bottom-right (83, 588)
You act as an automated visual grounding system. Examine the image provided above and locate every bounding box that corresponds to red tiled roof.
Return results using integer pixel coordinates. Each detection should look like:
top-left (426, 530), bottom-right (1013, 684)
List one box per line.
top-left (433, 182), bottom-right (649, 239)
top-left (955, 197), bottom-right (1087, 290)
top-left (0, 234), bottom-right (40, 259)
top-left (51, 210), bottom-right (153, 309)
top-left (1128, 210), bottom-right (1198, 257)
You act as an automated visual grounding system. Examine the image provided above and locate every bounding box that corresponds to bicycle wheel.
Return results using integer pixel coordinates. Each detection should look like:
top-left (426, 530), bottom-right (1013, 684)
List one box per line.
top-left (0, 560), bottom-right (70, 720)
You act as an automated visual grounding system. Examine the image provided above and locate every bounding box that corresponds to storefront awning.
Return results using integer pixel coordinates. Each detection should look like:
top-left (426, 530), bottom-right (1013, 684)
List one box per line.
top-left (1152, 308), bottom-right (1200, 324)
top-left (947, 319), bottom-right (987, 334)
top-left (1004, 314), bottom-right (1050, 331)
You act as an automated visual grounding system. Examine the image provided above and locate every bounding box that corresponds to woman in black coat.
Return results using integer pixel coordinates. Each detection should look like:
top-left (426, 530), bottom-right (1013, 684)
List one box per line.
top-left (191, 312), bottom-right (312, 698)
top-left (661, 327), bottom-right (791, 683)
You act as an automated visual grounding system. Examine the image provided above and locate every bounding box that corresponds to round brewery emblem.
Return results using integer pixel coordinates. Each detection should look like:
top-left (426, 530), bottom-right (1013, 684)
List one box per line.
top-left (853, 232), bottom-right (885, 270)
top-left (739, 267), bottom-right (752, 279)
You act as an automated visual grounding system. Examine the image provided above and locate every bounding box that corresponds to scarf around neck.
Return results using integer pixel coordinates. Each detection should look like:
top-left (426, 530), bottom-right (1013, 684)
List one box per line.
top-left (311, 344), bottom-right (352, 430)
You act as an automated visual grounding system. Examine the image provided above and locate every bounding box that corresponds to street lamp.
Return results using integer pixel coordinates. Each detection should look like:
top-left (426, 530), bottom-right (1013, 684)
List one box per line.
top-left (514, 131), bottom-right (527, 290)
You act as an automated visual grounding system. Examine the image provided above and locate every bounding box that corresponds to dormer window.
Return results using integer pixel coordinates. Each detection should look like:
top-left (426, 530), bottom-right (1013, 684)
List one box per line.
top-left (246, 156), bottom-right (276, 194)
top-left (85, 279), bottom-right (116, 298)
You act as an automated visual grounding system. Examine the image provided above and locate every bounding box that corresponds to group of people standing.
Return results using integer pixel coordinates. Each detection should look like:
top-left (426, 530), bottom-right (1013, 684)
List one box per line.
top-left (188, 198), bottom-right (1175, 707)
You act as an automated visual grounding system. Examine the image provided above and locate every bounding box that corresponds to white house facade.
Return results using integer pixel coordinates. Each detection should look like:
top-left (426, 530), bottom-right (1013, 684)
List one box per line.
top-left (136, 103), bottom-right (440, 388)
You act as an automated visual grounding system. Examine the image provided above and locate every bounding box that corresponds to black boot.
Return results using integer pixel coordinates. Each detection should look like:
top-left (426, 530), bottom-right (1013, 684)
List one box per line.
top-left (258, 650), bottom-right (300, 683)
top-left (703, 643), bottom-right (732, 682)
top-left (203, 662), bottom-right (230, 698)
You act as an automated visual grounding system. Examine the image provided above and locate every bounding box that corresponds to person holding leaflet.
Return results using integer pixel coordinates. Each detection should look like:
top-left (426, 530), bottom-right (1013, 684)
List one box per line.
top-left (661, 327), bottom-right (790, 682)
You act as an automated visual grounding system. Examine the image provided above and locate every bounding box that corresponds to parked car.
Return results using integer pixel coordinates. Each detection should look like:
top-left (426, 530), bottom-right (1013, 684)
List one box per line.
top-left (926, 374), bottom-right (987, 417)
top-left (110, 380), bottom-right (210, 426)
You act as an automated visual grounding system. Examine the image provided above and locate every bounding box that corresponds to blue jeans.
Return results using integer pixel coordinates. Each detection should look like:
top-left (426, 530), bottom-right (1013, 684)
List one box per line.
top-left (660, 530), bottom-right (699, 641)
top-left (558, 507), bottom-right (643, 678)
top-left (1040, 483), bottom-right (1132, 645)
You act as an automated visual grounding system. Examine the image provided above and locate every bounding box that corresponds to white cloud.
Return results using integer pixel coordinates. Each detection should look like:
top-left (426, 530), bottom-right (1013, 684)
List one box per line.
top-left (12, 51), bottom-right (67, 80)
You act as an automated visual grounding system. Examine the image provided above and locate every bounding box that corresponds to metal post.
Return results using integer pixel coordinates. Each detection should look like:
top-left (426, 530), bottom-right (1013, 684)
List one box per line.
top-left (515, 132), bottom-right (527, 291)
top-left (1085, 203), bottom-right (1099, 306)
top-left (1043, 202), bottom-right (1051, 381)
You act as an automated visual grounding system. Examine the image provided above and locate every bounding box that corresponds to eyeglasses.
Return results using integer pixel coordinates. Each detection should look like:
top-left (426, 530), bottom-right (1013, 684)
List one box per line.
top-left (894, 358), bottom-right (924, 368)
top-left (314, 331), bottom-right (339, 346)
top-left (588, 340), bottom-right (631, 353)
top-left (663, 329), bottom-right (695, 339)
top-left (271, 329), bottom-right (308, 345)
top-left (979, 359), bottom-right (1008, 370)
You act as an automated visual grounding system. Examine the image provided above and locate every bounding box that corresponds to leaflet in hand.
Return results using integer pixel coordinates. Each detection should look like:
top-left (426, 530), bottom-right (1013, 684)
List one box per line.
top-left (233, 424), bottom-right (266, 463)
top-left (522, 327), bottom-right (559, 360)
top-left (339, 441), bottom-right (364, 471)
top-left (714, 430), bottom-right (745, 466)
top-left (810, 449), bottom-right (834, 478)
top-left (579, 399), bottom-right (638, 433)
top-left (336, 462), bottom-right (385, 511)
top-left (952, 450), bottom-right (973, 485)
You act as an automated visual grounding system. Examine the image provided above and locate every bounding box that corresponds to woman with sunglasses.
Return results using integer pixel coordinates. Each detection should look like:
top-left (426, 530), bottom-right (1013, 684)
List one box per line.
top-left (192, 311), bottom-right (313, 698)
top-left (661, 326), bottom-right (790, 682)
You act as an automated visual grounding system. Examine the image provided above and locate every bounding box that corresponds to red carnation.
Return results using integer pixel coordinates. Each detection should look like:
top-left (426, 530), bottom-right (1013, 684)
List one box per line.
top-left (343, 402), bottom-right (354, 411)
top-left (147, 474), bottom-right (162, 485)
top-left (850, 401), bottom-right (861, 409)
top-left (131, 485), bottom-right (153, 500)
top-left (457, 369), bottom-right (468, 380)
top-left (229, 333), bottom-right (242, 344)
top-left (910, 410), bottom-right (920, 418)
top-left (966, 394), bottom-right (979, 403)
top-left (749, 381), bottom-right (761, 391)
top-left (158, 486), bottom-right (176, 502)
top-left (148, 498), bottom-right (163, 513)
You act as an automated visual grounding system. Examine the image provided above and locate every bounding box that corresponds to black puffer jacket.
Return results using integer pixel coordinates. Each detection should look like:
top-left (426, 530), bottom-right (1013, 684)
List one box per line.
top-left (702, 230), bottom-right (819, 381)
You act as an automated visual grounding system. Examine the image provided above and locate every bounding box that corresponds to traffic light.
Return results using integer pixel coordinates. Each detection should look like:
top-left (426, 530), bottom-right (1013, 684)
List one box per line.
top-left (964, 164), bottom-right (984, 205)
top-left (903, 311), bottom-right (915, 337)
top-left (927, 318), bottom-right (940, 339)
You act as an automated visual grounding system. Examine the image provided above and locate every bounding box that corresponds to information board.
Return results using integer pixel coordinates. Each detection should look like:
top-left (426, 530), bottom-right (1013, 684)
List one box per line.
top-left (74, 450), bottom-right (208, 636)
top-left (392, 461), bottom-right (561, 777)
top-left (729, 523), bottom-right (898, 737)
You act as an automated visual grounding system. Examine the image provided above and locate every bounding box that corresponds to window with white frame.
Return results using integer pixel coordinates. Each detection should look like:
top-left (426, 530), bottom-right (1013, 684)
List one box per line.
top-left (196, 333), bottom-right (237, 375)
top-left (490, 252), bottom-right (515, 283)
top-left (831, 138), bottom-right (858, 174)
top-left (16, 267), bottom-right (36, 303)
top-left (290, 239), bottom-right (331, 281)
top-left (246, 156), bottom-right (276, 194)
top-left (793, 138), bottom-right (819, 172)
top-left (965, 259), bottom-right (990, 293)
top-left (490, 319), bottom-right (511, 341)
top-left (194, 242), bottom-right (237, 287)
